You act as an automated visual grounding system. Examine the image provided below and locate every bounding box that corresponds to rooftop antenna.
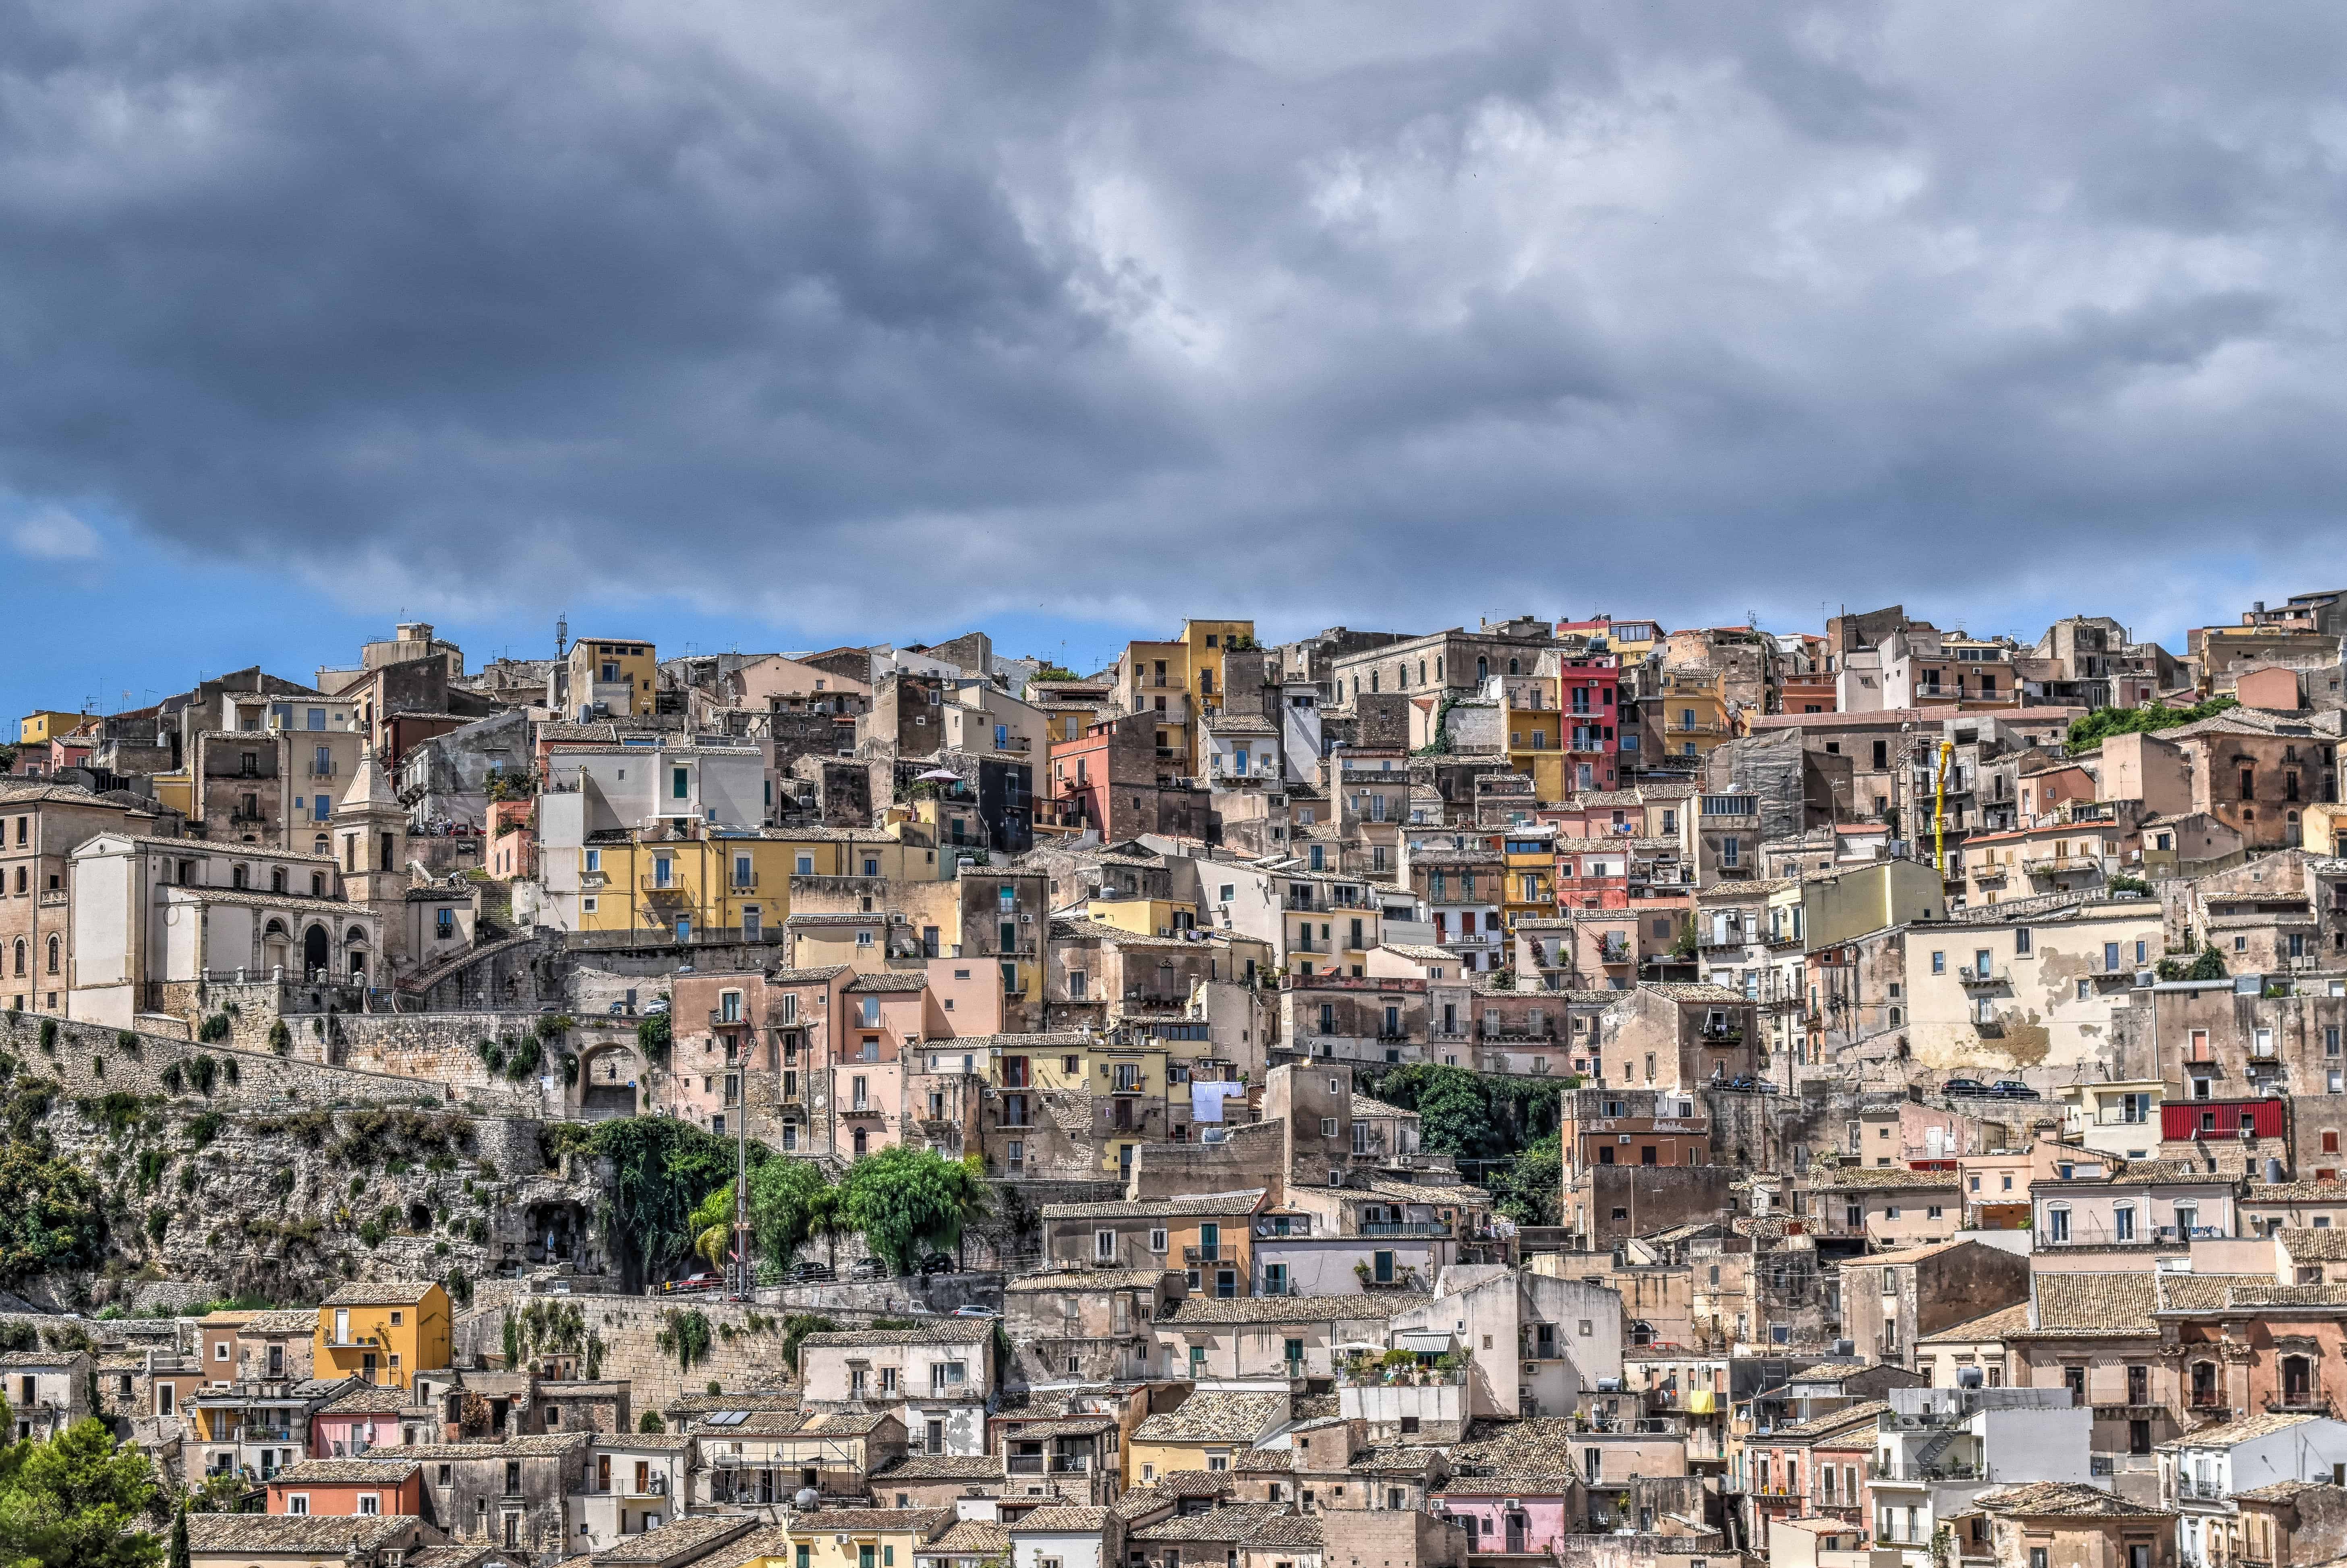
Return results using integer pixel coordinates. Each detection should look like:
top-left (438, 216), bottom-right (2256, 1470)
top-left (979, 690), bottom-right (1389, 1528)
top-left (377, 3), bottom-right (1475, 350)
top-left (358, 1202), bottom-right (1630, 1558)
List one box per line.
top-left (555, 612), bottom-right (569, 660)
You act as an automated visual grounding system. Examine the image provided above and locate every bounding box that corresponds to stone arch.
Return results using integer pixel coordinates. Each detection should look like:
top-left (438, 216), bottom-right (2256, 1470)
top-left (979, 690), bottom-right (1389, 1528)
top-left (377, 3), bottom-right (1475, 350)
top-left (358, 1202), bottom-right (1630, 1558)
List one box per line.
top-left (262, 918), bottom-right (291, 976)
top-left (577, 1043), bottom-right (641, 1119)
top-left (303, 924), bottom-right (330, 978)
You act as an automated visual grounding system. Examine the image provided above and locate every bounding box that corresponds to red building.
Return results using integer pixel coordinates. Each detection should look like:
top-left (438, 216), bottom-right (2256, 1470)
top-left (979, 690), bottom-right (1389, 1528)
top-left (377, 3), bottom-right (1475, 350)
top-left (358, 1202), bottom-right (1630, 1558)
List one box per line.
top-left (1558, 655), bottom-right (1622, 790)
top-left (2162, 1098), bottom-right (2287, 1144)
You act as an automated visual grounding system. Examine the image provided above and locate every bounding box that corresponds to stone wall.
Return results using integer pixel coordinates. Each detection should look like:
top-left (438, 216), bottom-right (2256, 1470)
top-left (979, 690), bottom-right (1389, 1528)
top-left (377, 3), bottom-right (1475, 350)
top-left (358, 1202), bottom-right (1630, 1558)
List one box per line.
top-left (317, 1012), bottom-right (565, 1107)
top-left (0, 1011), bottom-right (543, 1119)
top-left (455, 1293), bottom-right (803, 1409)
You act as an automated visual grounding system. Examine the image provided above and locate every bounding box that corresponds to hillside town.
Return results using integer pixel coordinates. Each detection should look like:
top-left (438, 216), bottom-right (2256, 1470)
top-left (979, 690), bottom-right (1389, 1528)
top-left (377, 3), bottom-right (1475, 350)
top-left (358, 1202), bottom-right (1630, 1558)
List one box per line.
top-left (13, 595), bottom-right (2347, 1568)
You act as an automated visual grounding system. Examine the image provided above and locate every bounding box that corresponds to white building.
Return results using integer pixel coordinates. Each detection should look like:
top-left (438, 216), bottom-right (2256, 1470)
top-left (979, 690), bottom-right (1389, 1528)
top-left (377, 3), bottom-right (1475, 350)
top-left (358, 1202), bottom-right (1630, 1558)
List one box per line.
top-left (1869, 1386), bottom-right (2094, 1568)
top-left (2162, 1412), bottom-right (2347, 1568)
top-left (66, 832), bottom-right (381, 1026)
top-left (578, 1434), bottom-right (690, 1547)
top-left (795, 1322), bottom-right (996, 1458)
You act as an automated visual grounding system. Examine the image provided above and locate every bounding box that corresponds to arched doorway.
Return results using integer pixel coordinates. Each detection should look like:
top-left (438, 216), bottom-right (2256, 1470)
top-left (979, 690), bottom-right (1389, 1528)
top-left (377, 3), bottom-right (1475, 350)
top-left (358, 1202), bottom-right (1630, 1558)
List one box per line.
top-left (578, 1045), bottom-right (640, 1119)
top-left (852, 1127), bottom-right (869, 1156)
top-left (303, 925), bottom-right (329, 979)
top-left (263, 919), bottom-right (290, 976)
top-left (346, 927), bottom-right (370, 983)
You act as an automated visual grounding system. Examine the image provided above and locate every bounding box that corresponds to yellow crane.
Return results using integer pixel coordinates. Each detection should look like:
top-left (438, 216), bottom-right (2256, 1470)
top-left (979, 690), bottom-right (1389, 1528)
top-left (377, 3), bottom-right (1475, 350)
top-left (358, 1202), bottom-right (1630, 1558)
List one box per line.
top-left (1933, 738), bottom-right (1955, 875)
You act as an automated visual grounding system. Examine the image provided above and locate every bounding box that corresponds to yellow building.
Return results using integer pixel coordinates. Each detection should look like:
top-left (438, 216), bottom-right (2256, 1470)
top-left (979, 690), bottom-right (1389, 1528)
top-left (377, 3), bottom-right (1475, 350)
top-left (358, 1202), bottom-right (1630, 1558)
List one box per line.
top-left (1500, 827), bottom-right (1555, 931)
top-left (314, 1280), bottom-right (450, 1389)
top-left (1121, 619), bottom-right (1255, 775)
top-left (18, 711), bottom-right (85, 748)
top-left (2303, 803), bottom-right (2347, 856)
top-left (769, 1510), bottom-right (953, 1568)
top-left (562, 637), bottom-right (659, 719)
top-left (1502, 670), bottom-right (1567, 800)
top-left (1083, 897), bottom-right (1200, 939)
top-left (1653, 669), bottom-right (1734, 762)
top-left (576, 830), bottom-right (928, 937)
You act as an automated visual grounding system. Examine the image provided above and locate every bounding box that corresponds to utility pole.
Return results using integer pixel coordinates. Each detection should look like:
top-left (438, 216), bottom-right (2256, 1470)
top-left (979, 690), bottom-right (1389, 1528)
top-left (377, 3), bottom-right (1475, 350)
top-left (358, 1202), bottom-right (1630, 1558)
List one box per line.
top-left (734, 1067), bottom-right (751, 1296)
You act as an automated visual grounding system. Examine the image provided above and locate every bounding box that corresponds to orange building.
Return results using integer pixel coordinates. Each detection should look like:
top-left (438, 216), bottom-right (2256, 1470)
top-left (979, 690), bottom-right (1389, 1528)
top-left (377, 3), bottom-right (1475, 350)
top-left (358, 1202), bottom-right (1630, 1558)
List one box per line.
top-left (266, 1457), bottom-right (425, 1517)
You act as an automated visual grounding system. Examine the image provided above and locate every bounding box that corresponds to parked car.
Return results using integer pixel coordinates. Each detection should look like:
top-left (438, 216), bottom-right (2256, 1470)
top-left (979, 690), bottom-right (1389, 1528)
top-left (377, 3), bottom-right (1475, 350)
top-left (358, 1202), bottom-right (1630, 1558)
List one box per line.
top-left (606, 1001), bottom-right (630, 1016)
top-left (1943, 1078), bottom-right (1991, 1098)
top-left (644, 998), bottom-right (671, 1015)
top-left (847, 1258), bottom-right (888, 1281)
top-left (918, 1253), bottom-right (956, 1276)
top-left (657, 1272), bottom-right (720, 1296)
top-left (787, 1261), bottom-right (835, 1283)
top-left (1989, 1080), bottom-right (2040, 1099)
top-left (949, 1305), bottom-right (998, 1320)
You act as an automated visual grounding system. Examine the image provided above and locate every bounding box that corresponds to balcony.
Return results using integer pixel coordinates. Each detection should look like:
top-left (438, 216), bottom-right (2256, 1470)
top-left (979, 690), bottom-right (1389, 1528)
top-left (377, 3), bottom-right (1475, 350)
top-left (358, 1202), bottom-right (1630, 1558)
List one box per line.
top-left (708, 1010), bottom-right (747, 1029)
top-left (729, 873), bottom-right (759, 890)
top-left (841, 1103), bottom-right (883, 1118)
top-left (639, 874), bottom-right (685, 896)
top-left (1183, 1246), bottom-right (1225, 1264)
top-left (1958, 965), bottom-right (2005, 987)
top-left (307, 764), bottom-right (339, 780)
top-left (1868, 1459), bottom-right (1984, 1483)
top-left (1007, 1454), bottom-right (1094, 1475)
top-left (1359, 1220), bottom-right (1452, 1238)
top-left (2022, 854), bottom-right (2100, 876)
top-left (2266, 1388), bottom-right (2329, 1415)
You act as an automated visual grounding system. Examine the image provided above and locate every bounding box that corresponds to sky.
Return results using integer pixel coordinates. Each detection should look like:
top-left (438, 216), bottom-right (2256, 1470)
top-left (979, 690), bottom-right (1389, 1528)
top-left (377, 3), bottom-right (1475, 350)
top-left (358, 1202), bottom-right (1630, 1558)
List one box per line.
top-left (6, 0), bottom-right (2347, 719)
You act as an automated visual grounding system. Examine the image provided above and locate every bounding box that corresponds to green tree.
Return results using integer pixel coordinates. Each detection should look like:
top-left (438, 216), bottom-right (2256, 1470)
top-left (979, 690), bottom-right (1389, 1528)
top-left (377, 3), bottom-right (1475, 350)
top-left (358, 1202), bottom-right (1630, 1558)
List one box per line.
top-left (635, 1013), bottom-right (672, 1065)
top-left (692, 1158), bottom-right (836, 1274)
top-left (1413, 1069), bottom-right (1499, 1157)
top-left (0, 1143), bottom-right (103, 1287)
top-left (839, 1148), bottom-right (988, 1275)
top-left (1489, 1131), bottom-right (1562, 1226)
top-left (168, 1506), bottom-right (189, 1568)
top-left (637, 1410), bottom-right (665, 1434)
top-left (568, 1117), bottom-right (762, 1286)
top-left (0, 1416), bottom-right (164, 1568)
top-left (2187, 943), bottom-right (2229, 981)
top-left (2066, 696), bottom-right (2237, 755)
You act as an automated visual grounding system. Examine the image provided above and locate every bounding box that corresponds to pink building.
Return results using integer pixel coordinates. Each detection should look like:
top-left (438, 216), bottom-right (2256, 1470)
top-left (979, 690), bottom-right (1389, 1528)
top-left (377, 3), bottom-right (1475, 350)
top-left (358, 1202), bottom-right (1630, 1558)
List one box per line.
top-left (309, 1385), bottom-right (409, 1458)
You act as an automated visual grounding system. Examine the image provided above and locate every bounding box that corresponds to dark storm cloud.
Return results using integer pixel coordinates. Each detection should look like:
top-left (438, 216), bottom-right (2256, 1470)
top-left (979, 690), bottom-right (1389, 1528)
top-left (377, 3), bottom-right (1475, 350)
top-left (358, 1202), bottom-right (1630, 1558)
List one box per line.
top-left (4, 0), bottom-right (2347, 641)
